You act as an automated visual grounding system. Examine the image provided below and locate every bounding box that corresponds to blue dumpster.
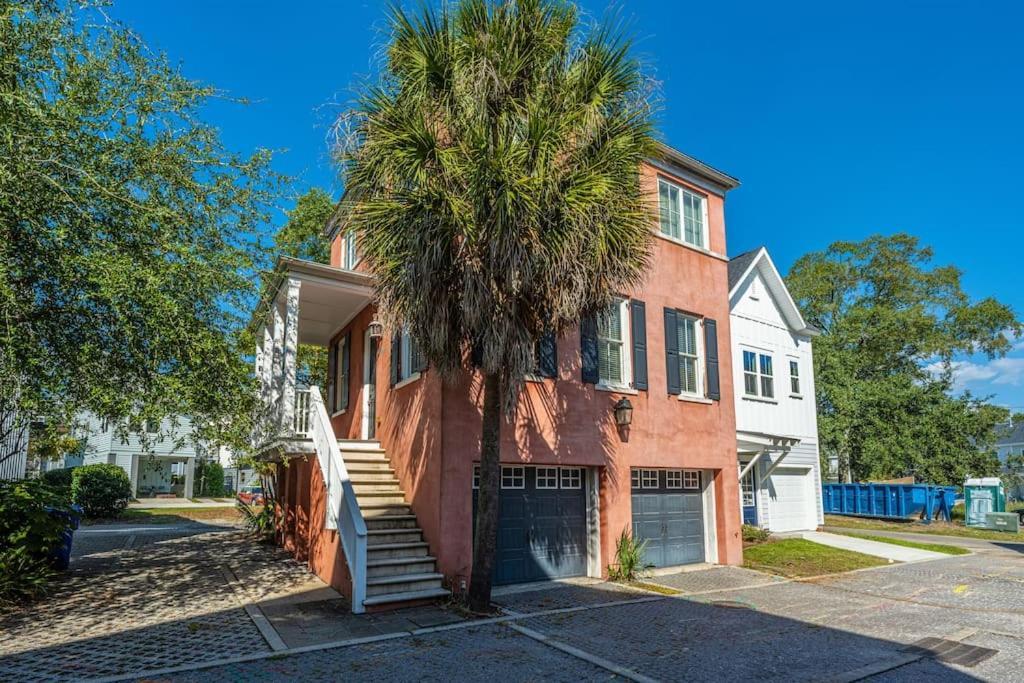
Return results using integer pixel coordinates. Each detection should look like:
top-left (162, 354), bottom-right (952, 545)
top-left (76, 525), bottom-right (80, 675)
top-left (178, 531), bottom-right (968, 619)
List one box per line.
top-left (822, 483), bottom-right (956, 522)
top-left (47, 504), bottom-right (83, 570)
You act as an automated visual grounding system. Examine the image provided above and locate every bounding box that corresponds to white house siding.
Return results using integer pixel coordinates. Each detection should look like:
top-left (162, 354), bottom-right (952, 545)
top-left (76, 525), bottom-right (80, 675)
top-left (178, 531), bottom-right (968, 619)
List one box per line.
top-left (0, 409), bottom-right (28, 480)
top-left (731, 261), bottom-right (825, 531)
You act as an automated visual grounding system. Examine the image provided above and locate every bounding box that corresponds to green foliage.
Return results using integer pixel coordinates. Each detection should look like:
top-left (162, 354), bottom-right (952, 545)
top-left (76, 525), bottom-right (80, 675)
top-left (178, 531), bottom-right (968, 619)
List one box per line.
top-left (339, 0), bottom-right (657, 405)
top-left (0, 479), bottom-right (71, 604)
top-left (608, 529), bottom-right (650, 581)
top-left (741, 524), bottom-right (770, 544)
top-left (39, 467), bottom-right (76, 497)
top-left (237, 501), bottom-right (276, 541)
top-left (71, 464), bottom-right (132, 518)
top-left (194, 460), bottom-right (226, 498)
top-left (273, 188), bottom-right (335, 264)
top-left (1002, 452), bottom-right (1024, 500)
top-left (0, 0), bottom-right (281, 457)
top-left (787, 234), bottom-right (1019, 485)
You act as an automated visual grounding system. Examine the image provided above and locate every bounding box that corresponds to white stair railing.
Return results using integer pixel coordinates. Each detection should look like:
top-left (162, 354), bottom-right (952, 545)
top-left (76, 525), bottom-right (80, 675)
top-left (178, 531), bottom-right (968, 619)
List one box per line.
top-left (293, 389), bottom-right (311, 437)
top-left (307, 386), bottom-right (368, 613)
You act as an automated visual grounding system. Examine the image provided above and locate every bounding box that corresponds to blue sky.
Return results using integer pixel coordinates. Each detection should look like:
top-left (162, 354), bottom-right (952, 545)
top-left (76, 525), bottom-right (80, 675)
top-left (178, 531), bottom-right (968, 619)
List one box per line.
top-left (109, 0), bottom-right (1024, 409)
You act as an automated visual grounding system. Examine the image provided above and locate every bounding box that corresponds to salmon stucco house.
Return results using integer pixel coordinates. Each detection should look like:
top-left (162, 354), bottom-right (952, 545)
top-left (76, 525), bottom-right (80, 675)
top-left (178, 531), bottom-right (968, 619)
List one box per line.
top-left (253, 144), bottom-right (743, 613)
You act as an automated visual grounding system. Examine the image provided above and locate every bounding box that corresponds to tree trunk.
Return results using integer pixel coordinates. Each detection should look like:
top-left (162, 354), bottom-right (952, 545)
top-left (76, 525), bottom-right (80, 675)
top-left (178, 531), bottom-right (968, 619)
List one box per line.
top-left (468, 371), bottom-right (502, 612)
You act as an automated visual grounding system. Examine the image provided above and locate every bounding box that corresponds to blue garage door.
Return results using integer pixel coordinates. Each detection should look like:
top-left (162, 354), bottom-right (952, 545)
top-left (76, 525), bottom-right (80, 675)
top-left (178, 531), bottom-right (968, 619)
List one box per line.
top-left (631, 468), bottom-right (705, 568)
top-left (474, 465), bottom-right (588, 585)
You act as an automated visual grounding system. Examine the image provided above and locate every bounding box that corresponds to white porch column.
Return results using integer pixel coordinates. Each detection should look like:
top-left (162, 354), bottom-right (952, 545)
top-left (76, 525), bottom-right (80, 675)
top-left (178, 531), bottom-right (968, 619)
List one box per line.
top-left (280, 277), bottom-right (301, 433)
top-left (261, 324), bottom-right (274, 406)
top-left (184, 457), bottom-right (196, 499)
top-left (271, 302), bottom-right (285, 428)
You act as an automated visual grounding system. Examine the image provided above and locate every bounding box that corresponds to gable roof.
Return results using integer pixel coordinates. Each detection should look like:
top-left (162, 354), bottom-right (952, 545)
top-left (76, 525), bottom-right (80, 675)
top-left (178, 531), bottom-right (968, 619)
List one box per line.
top-left (728, 246), bottom-right (818, 336)
top-left (996, 421), bottom-right (1024, 446)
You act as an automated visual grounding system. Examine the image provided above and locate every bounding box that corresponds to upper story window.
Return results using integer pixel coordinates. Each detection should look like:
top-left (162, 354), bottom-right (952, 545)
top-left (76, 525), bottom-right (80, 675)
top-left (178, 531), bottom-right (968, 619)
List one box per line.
top-left (341, 229), bottom-right (359, 270)
top-left (789, 359), bottom-right (801, 396)
top-left (658, 178), bottom-right (707, 249)
top-left (597, 298), bottom-right (631, 388)
top-left (676, 314), bottom-right (702, 396)
top-left (393, 327), bottom-right (425, 385)
top-left (742, 349), bottom-right (774, 399)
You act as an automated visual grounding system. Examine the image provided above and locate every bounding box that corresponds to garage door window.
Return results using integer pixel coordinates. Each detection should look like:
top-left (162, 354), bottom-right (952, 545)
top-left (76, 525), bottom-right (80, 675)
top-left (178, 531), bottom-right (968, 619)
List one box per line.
top-left (536, 467), bottom-right (559, 489)
top-left (472, 465), bottom-right (479, 489)
top-left (641, 469), bottom-right (659, 488)
top-left (560, 467), bottom-right (582, 489)
top-left (683, 470), bottom-right (700, 490)
top-left (666, 470), bottom-right (682, 488)
top-left (501, 466), bottom-right (525, 489)
top-left (631, 469), bottom-right (641, 489)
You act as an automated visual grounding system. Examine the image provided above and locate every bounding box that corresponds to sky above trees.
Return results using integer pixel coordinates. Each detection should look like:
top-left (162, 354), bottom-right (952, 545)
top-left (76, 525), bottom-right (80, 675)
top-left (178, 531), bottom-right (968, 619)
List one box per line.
top-left (107, 0), bottom-right (1024, 410)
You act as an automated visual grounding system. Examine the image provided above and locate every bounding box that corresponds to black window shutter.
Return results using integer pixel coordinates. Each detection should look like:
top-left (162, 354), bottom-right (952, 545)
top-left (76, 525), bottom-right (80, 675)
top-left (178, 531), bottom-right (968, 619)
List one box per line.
top-left (538, 331), bottom-right (557, 378)
top-left (390, 332), bottom-right (400, 386)
top-left (340, 331), bottom-right (351, 410)
top-left (704, 318), bottom-right (721, 401)
top-left (630, 300), bottom-right (648, 390)
top-left (664, 308), bottom-right (681, 395)
top-left (326, 341), bottom-right (337, 412)
top-left (580, 315), bottom-right (599, 384)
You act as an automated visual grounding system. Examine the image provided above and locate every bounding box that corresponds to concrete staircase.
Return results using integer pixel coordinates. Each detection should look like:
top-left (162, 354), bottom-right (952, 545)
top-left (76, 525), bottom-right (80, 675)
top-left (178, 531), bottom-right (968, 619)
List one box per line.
top-left (338, 440), bottom-right (449, 608)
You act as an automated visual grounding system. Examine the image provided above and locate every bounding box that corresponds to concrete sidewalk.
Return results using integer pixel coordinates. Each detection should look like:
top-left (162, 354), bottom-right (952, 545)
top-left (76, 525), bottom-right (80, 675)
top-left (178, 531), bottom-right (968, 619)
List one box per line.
top-left (802, 530), bottom-right (948, 562)
top-left (129, 497), bottom-right (235, 508)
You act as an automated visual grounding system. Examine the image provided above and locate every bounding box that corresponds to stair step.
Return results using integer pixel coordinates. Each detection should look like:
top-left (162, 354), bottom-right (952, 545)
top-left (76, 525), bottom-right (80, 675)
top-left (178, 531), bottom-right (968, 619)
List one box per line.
top-left (357, 491), bottom-right (406, 504)
top-left (362, 587), bottom-right (450, 607)
top-left (353, 482), bottom-right (402, 494)
top-left (347, 469), bottom-right (399, 482)
top-left (367, 556), bottom-right (438, 578)
top-left (366, 541), bottom-right (429, 559)
top-left (364, 515), bottom-right (419, 530)
top-left (366, 573), bottom-right (444, 596)
top-left (337, 440), bottom-right (383, 452)
top-left (360, 503), bottom-right (412, 517)
top-left (367, 529), bottom-right (422, 545)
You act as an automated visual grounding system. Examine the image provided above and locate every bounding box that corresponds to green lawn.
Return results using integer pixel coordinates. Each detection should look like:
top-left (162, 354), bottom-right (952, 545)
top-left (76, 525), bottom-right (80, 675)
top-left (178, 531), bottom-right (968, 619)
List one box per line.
top-left (824, 514), bottom-right (1024, 543)
top-left (83, 506), bottom-right (244, 526)
top-left (834, 532), bottom-right (970, 555)
top-left (742, 538), bottom-right (887, 578)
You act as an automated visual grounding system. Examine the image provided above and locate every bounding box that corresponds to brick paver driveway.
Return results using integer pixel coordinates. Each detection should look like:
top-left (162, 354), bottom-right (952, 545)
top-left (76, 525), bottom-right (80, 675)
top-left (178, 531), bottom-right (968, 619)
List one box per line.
top-left (4, 525), bottom-right (1023, 682)
top-left (0, 520), bottom-right (314, 682)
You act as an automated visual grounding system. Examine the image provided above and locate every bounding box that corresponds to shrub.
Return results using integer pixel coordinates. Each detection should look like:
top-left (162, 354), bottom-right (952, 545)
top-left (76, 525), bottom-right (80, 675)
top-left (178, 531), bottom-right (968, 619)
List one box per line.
top-left (72, 464), bottom-right (132, 518)
top-left (0, 479), bottom-right (72, 604)
top-left (40, 467), bottom-right (76, 497)
top-left (608, 529), bottom-right (650, 581)
top-left (195, 460), bottom-right (225, 498)
top-left (238, 501), bottom-right (276, 541)
top-left (742, 524), bottom-right (770, 545)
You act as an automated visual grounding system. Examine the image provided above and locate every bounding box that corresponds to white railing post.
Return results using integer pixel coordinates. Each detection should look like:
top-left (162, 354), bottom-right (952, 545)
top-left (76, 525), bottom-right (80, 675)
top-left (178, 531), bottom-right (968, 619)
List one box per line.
top-left (306, 386), bottom-right (368, 613)
top-left (281, 278), bottom-right (301, 433)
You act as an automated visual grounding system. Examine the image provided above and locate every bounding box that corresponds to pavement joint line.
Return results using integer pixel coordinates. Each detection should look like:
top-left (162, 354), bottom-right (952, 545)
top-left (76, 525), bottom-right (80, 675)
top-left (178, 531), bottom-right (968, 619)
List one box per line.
top-left (80, 592), bottom-right (667, 682)
top-left (820, 653), bottom-right (925, 683)
top-left (506, 622), bottom-right (659, 683)
top-left (217, 564), bottom-right (288, 652)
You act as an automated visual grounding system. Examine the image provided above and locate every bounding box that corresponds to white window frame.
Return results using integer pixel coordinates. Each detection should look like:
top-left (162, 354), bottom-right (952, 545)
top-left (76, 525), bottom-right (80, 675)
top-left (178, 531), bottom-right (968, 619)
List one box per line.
top-left (501, 465), bottom-right (525, 489)
top-left (676, 313), bottom-right (704, 398)
top-left (742, 348), bottom-right (775, 400)
top-left (341, 229), bottom-right (360, 270)
top-left (396, 327), bottom-right (422, 385)
top-left (597, 297), bottom-right (632, 390)
top-left (789, 359), bottom-right (801, 396)
top-left (536, 467), bottom-right (559, 489)
top-left (683, 470), bottom-right (700, 490)
top-left (657, 177), bottom-right (709, 250)
top-left (560, 467), bottom-right (582, 489)
top-left (334, 336), bottom-right (348, 411)
top-left (641, 469), bottom-right (659, 489)
top-left (739, 468), bottom-right (755, 506)
top-left (666, 470), bottom-right (683, 489)
top-left (631, 469), bottom-right (641, 489)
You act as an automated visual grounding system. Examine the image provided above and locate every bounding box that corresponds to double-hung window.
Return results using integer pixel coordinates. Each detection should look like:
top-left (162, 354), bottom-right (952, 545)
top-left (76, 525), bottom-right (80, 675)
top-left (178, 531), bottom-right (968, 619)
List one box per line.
top-left (341, 229), bottom-right (359, 270)
top-left (742, 349), bottom-right (775, 399)
top-left (677, 314), bottom-right (702, 396)
top-left (597, 298), bottom-right (631, 388)
top-left (789, 360), bottom-right (801, 396)
top-left (658, 178), bottom-right (707, 249)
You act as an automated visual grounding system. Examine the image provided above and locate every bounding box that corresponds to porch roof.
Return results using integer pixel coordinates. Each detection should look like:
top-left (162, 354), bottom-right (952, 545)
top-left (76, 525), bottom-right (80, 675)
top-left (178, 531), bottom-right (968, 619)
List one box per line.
top-left (737, 430), bottom-right (802, 455)
top-left (258, 256), bottom-right (376, 346)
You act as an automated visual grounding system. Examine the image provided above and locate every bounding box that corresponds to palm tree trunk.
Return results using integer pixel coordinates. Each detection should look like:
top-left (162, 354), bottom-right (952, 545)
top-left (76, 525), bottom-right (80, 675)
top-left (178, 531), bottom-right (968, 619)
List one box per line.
top-left (468, 371), bottom-right (502, 612)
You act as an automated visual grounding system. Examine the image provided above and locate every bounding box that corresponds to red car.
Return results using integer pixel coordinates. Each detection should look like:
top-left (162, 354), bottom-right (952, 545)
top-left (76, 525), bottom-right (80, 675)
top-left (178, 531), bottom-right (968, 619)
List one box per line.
top-left (237, 485), bottom-right (265, 506)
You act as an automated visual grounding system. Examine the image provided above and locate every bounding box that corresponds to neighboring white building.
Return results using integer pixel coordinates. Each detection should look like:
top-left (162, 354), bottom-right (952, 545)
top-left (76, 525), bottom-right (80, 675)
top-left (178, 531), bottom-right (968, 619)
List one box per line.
top-left (995, 421), bottom-right (1024, 499)
top-left (729, 247), bottom-right (825, 532)
top-left (76, 414), bottom-right (199, 498)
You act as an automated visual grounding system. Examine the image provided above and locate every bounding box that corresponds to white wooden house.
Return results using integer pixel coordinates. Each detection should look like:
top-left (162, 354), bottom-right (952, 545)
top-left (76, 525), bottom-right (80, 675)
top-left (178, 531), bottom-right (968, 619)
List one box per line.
top-left (729, 247), bottom-right (824, 532)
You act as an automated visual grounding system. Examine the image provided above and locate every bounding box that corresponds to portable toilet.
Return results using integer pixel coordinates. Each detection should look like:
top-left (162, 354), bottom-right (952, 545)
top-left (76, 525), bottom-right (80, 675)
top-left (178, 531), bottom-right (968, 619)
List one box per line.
top-left (964, 477), bottom-right (1006, 527)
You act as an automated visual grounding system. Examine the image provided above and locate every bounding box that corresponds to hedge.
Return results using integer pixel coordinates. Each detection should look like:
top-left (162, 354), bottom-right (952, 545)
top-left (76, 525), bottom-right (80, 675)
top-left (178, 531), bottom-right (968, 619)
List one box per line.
top-left (71, 464), bottom-right (132, 518)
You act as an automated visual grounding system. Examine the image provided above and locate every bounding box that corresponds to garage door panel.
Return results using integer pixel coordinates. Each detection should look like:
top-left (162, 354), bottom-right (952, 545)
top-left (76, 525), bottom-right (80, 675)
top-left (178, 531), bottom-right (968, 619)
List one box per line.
top-left (631, 469), bottom-right (705, 569)
top-left (766, 467), bottom-right (812, 532)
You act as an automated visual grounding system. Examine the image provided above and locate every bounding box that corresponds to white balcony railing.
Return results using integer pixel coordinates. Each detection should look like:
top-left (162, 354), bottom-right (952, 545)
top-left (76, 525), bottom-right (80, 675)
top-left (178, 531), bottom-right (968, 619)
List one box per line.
top-left (293, 389), bottom-right (311, 437)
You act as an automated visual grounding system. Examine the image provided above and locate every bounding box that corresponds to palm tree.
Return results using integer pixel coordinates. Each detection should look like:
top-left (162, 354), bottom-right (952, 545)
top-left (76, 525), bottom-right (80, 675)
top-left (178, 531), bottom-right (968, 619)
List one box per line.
top-left (338, 0), bottom-right (656, 611)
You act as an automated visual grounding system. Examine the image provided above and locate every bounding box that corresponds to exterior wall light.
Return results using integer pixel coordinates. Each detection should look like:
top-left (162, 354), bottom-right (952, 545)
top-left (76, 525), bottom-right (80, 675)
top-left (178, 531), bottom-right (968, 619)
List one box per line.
top-left (367, 320), bottom-right (384, 339)
top-left (613, 397), bottom-right (633, 427)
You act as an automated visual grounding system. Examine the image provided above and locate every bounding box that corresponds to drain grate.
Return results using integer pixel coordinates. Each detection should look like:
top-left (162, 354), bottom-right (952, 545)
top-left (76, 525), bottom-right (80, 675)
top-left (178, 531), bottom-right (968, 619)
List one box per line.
top-left (901, 637), bottom-right (998, 668)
